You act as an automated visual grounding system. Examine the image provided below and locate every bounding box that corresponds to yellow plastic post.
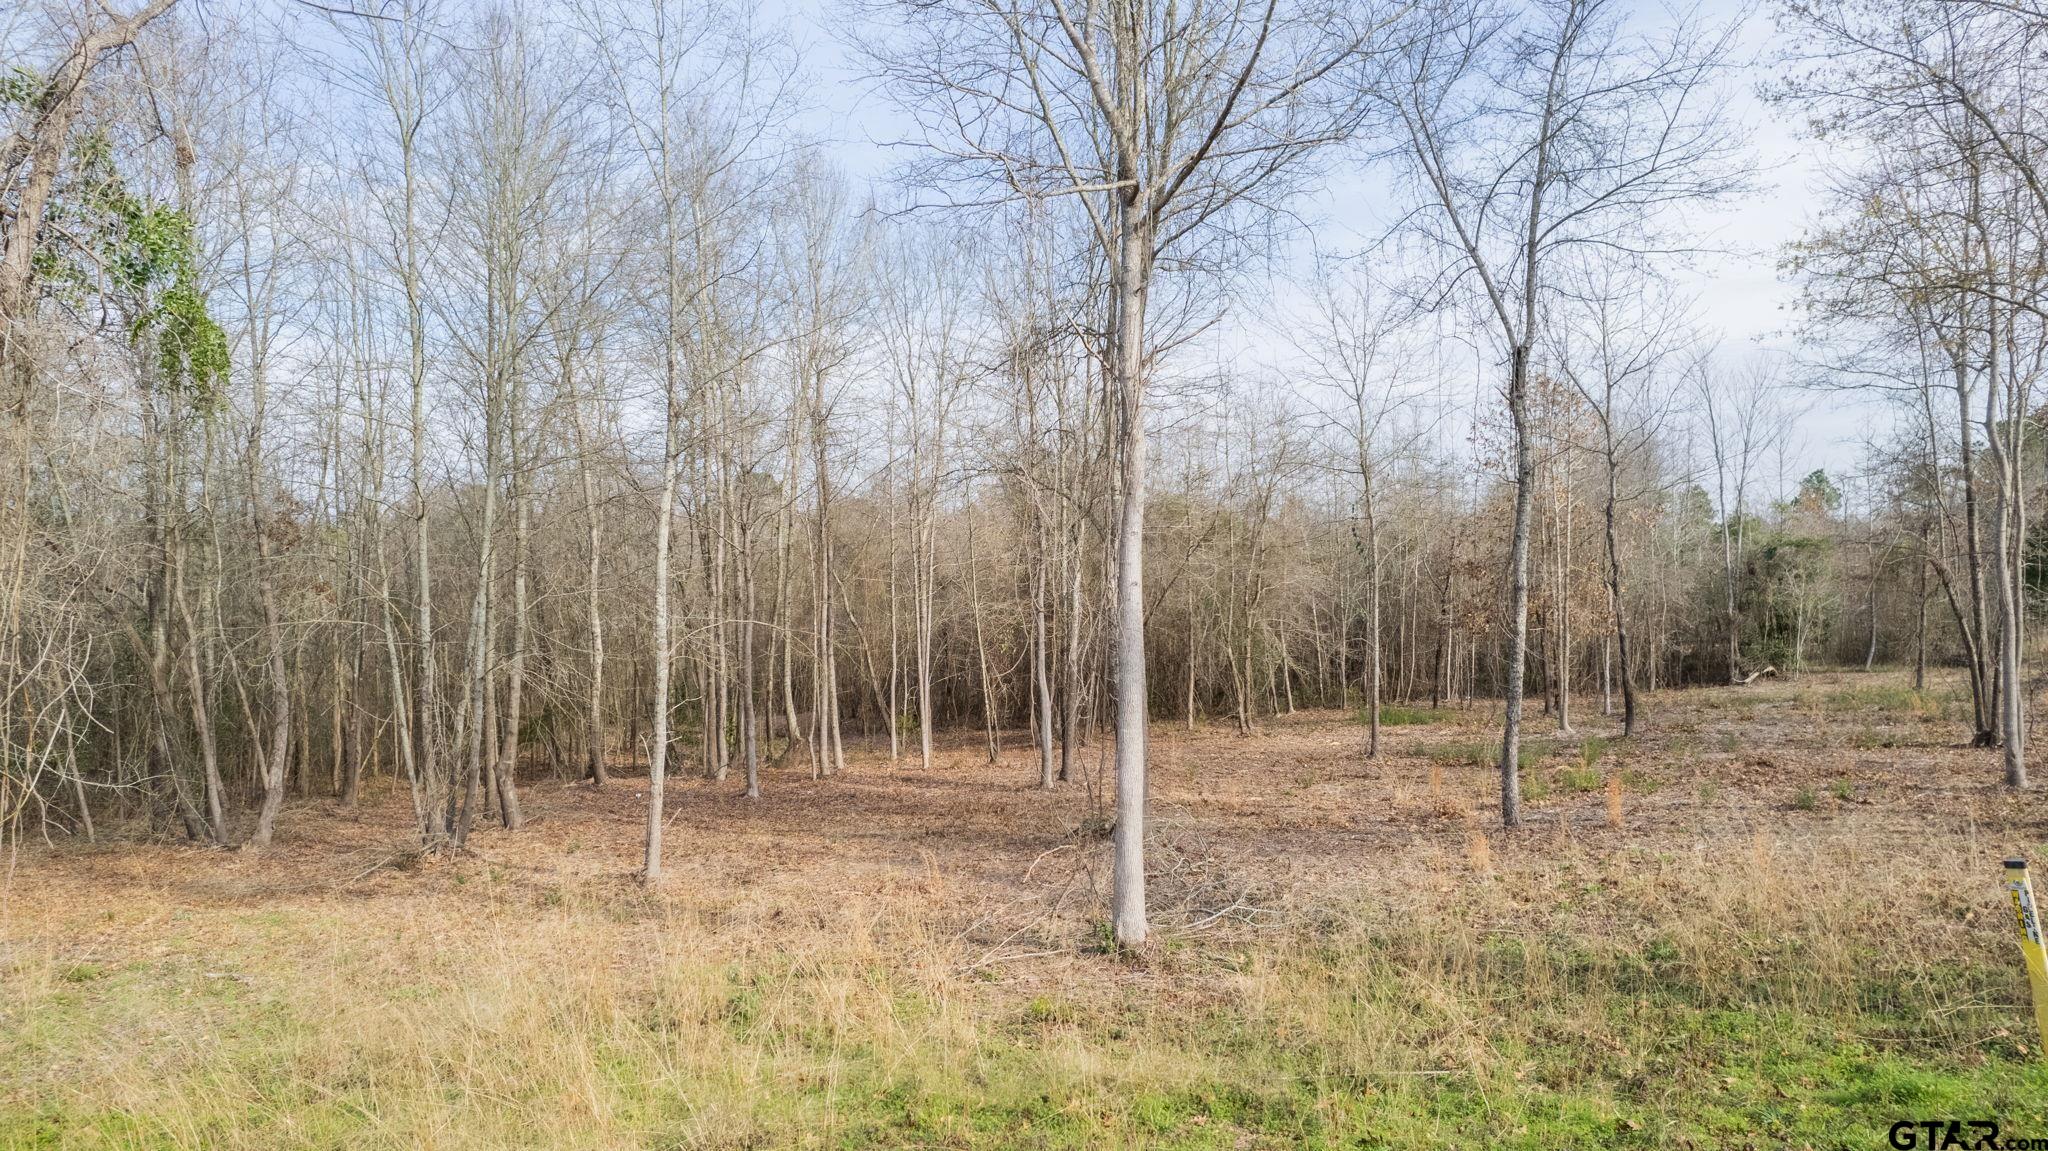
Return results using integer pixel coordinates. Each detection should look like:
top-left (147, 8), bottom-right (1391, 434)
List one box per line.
top-left (2004, 858), bottom-right (2048, 1059)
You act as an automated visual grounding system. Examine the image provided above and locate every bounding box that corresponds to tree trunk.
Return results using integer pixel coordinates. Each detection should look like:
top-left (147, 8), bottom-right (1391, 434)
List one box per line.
top-left (1033, 557), bottom-right (1056, 788)
top-left (240, 300), bottom-right (291, 849)
top-left (1555, 460), bottom-right (1573, 734)
top-left (171, 485), bottom-right (229, 845)
top-left (1358, 477), bottom-right (1381, 758)
top-left (494, 449), bottom-right (528, 830)
top-left (1060, 538), bottom-right (1081, 783)
top-left (740, 515), bottom-right (761, 801)
top-left (1914, 551), bottom-right (1929, 692)
top-left (1955, 351), bottom-right (1996, 744)
top-left (569, 348), bottom-right (608, 788)
top-left (1110, 195), bottom-right (1151, 947)
top-left (1499, 343), bottom-right (1535, 828)
top-left (1719, 475), bottom-right (1742, 685)
top-left (1981, 281), bottom-right (2026, 788)
top-left (646, 401), bottom-right (678, 879)
top-left (1602, 439), bottom-right (1638, 737)
top-left (812, 382), bottom-right (845, 777)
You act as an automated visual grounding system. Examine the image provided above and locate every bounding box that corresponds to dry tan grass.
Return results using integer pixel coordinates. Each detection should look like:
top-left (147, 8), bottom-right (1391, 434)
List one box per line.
top-left (4, 670), bottom-right (2046, 1148)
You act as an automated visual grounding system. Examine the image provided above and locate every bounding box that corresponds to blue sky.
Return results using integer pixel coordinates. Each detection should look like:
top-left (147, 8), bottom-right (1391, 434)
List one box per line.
top-left (777, 0), bottom-right (1881, 490)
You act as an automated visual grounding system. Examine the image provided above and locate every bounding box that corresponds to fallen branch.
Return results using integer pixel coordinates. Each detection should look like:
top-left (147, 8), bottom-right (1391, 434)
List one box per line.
top-left (339, 845), bottom-right (427, 887)
top-left (1170, 897), bottom-right (1277, 936)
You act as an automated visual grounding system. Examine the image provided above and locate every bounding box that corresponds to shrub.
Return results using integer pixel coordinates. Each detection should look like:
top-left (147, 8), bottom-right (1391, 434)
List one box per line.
top-left (1557, 766), bottom-right (1601, 793)
top-left (1579, 736), bottom-right (1608, 768)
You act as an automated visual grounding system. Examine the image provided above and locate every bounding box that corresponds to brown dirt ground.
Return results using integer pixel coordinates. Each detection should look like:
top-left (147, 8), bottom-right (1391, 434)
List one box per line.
top-left (7, 668), bottom-right (2044, 1001)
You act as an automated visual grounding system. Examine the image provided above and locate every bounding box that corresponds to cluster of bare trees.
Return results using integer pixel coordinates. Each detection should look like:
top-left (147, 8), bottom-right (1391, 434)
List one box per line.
top-left (3, 0), bottom-right (2041, 944)
top-left (1779, 0), bottom-right (2048, 789)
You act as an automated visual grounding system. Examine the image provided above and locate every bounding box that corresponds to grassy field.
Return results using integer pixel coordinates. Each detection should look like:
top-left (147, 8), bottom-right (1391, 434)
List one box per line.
top-left (5, 670), bottom-right (2048, 1149)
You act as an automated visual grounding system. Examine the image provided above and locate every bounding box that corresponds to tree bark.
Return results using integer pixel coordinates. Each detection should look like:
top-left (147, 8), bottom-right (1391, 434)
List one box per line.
top-left (1499, 343), bottom-right (1535, 828)
top-left (1110, 192), bottom-right (1151, 946)
top-left (1601, 429), bottom-right (1638, 737)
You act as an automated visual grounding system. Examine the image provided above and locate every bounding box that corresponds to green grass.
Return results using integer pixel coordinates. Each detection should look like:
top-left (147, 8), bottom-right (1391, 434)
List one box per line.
top-left (8, 880), bottom-right (2043, 1151)
top-left (1557, 765), bottom-right (1603, 793)
top-left (1370, 705), bottom-right (1452, 727)
top-left (1580, 735), bottom-right (1609, 767)
top-left (1823, 684), bottom-right (1923, 712)
top-left (1619, 768), bottom-right (1662, 795)
top-left (8, 671), bottom-right (2037, 1150)
top-left (1819, 684), bottom-right (1961, 723)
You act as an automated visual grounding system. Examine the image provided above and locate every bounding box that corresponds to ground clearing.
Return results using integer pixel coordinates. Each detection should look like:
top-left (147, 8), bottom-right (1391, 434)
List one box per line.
top-left (5, 670), bottom-right (2047, 1149)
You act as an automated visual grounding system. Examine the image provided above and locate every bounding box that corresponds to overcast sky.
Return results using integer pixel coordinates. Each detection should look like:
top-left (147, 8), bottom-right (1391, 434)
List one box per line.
top-left (756, 0), bottom-right (1881, 493)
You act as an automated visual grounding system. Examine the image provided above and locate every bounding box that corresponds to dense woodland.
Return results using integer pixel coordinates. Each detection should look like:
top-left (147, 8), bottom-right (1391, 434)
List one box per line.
top-left (4, 0), bottom-right (2045, 943)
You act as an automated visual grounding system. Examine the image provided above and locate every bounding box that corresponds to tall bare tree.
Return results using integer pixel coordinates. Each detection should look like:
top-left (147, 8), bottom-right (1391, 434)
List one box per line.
top-left (1552, 268), bottom-right (1687, 737)
top-left (870, 0), bottom-right (1384, 945)
top-left (1375, 0), bottom-right (1742, 825)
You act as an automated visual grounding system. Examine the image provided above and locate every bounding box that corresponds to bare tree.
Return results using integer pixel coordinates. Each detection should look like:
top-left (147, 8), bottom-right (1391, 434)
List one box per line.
top-left (1778, 0), bottom-right (2044, 782)
top-left (1694, 352), bottom-right (1785, 684)
top-left (1374, 0), bottom-right (1743, 825)
top-left (1552, 268), bottom-right (1688, 737)
top-left (1, 0), bottom-right (184, 847)
top-left (870, 0), bottom-right (1382, 946)
top-left (1297, 264), bottom-right (1431, 757)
